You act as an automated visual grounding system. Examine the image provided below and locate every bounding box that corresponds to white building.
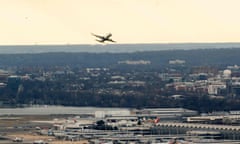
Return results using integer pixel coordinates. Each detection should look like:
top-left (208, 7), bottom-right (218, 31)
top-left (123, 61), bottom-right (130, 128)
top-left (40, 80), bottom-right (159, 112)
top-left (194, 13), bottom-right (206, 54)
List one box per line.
top-left (208, 83), bottom-right (226, 95)
top-left (95, 110), bottom-right (131, 118)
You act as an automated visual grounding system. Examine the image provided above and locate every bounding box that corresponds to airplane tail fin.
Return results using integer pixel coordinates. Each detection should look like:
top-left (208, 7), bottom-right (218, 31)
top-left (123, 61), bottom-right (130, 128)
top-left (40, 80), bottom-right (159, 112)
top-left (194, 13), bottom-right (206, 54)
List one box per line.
top-left (154, 117), bottom-right (160, 124)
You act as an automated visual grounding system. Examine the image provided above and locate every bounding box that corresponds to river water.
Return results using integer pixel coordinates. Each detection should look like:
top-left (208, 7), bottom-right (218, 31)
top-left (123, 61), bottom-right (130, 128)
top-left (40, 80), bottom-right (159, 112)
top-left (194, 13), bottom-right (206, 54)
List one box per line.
top-left (0, 105), bottom-right (130, 115)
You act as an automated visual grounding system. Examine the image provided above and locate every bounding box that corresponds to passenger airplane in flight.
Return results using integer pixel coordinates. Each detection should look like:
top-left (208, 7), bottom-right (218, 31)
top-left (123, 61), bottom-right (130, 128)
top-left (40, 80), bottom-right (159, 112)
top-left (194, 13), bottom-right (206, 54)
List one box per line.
top-left (91, 33), bottom-right (116, 43)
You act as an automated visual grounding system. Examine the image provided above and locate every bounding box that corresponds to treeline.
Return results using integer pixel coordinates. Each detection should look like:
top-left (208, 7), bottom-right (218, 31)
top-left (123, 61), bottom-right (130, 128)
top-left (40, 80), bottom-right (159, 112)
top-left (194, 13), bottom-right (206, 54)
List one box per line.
top-left (2, 80), bottom-right (240, 113)
top-left (0, 48), bottom-right (240, 68)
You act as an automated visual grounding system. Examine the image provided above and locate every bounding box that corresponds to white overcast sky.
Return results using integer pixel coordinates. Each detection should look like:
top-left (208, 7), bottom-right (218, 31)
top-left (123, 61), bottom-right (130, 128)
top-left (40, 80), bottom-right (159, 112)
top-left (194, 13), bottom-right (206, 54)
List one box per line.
top-left (0, 0), bottom-right (240, 45)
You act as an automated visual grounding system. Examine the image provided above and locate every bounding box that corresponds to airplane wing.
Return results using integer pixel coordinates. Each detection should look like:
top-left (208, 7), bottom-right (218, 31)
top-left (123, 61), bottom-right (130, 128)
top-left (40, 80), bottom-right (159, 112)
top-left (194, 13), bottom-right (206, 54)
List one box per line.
top-left (107, 39), bottom-right (116, 43)
top-left (96, 39), bottom-right (105, 43)
top-left (91, 33), bottom-right (104, 39)
top-left (105, 33), bottom-right (112, 39)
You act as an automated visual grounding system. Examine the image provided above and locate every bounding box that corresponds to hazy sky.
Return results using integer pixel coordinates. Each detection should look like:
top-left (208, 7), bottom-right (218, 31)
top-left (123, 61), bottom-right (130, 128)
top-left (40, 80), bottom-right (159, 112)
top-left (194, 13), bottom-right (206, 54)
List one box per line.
top-left (1, 0), bottom-right (240, 45)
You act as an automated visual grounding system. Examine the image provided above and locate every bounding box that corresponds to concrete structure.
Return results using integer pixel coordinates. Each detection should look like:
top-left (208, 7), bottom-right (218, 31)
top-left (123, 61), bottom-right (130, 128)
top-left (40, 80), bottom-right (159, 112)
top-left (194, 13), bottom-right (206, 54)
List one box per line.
top-left (135, 108), bottom-right (198, 121)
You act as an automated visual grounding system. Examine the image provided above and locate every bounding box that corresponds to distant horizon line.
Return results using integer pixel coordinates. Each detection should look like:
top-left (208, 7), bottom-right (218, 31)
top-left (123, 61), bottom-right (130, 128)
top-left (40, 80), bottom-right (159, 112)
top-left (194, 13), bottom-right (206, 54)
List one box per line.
top-left (0, 42), bottom-right (239, 54)
top-left (0, 42), bottom-right (240, 46)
